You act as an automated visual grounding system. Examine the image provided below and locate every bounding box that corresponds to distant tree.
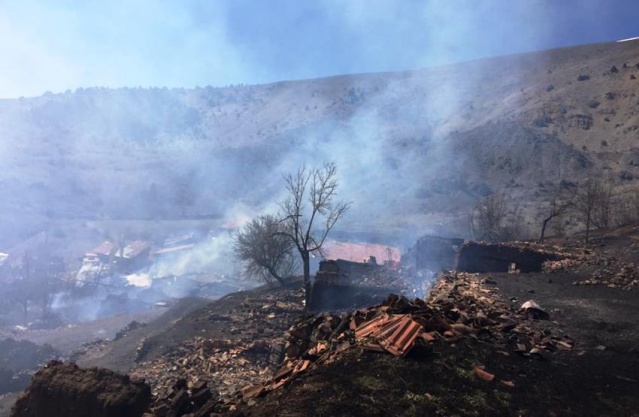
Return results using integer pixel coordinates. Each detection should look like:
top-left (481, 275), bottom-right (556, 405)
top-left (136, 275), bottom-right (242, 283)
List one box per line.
top-left (613, 185), bottom-right (639, 226)
top-left (279, 163), bottom-right (350, 307)
top-left (574, 179), bottom-right (602, 244)
top-left (7, 238), bottom-right (61, 323)
top-left (538, 184), bottom-right (577, 243)
top-left (470, 193), bottom-right (524, 242)
top-left (591, 180), bottom-right (614, 229)
top-left (234, 214), bottom-right (297, 286)
top-left (173, 173), bottom-right (197, 217)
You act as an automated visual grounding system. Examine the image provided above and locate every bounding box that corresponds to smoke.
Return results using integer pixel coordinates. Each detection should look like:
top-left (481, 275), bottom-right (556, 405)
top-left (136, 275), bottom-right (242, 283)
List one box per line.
top-left (1, 1), bottom-right (636, 325)
top-left (148, 232), bottom-right (239, 279)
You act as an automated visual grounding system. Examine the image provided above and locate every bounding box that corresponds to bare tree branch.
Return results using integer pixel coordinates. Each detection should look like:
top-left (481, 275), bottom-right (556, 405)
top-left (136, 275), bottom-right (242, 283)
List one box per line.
top-left (538, 184), bottom-right (577, 243)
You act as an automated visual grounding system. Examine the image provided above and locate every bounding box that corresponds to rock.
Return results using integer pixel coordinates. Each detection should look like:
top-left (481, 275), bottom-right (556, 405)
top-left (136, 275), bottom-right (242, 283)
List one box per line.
top-left (519, 300), bottom-right (550, 320)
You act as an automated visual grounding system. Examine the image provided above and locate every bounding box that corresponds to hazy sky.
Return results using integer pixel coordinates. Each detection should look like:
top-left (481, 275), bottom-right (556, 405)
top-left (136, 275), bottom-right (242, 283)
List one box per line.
top-left (1, 0), bottom-right (638, 98)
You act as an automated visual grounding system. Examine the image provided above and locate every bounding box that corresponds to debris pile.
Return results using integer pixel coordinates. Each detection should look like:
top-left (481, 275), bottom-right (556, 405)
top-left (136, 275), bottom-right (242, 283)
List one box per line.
top-left (133, 337), bottom-right (280, 400)
top-left (240, 273), bottom-right (574, 402)
top-left (542, 257), bottom-right (582, 272)
top-left (146, 378), bottom-right (220, 417)
top-left (574, 261), bottom-right (639, 290)
top-left (546, 249), bottom-right (639, 290)
top-left (129, 287), bottom-right (305, 406)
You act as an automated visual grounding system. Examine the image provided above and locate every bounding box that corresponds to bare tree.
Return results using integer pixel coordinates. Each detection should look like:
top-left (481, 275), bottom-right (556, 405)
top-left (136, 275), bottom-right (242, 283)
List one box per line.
top-left (470, 193), bottom-right (525, 242)
top-left (613, 185), bottom-right (639, 226)
top-left (538, 184), bottom-right (577, 243)
top-left (470, 193), bottom-right (530, 242)
top-left (234, 214), bottom-right (297, 286)
top-left (279, 163), bottom-right (350, 307)
top-left (592, 180), bottom-right (613, 229)
top-left (574, 179), bottom-right (601, 244)
top-left (470, 193), bottom-right (507, 242)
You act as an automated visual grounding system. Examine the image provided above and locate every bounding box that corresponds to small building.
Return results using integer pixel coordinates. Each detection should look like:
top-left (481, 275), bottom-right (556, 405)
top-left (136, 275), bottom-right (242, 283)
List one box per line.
top-left (84, 241), bottom-right (117, 264)
top-left (115, 240), bottom-right (151, 273)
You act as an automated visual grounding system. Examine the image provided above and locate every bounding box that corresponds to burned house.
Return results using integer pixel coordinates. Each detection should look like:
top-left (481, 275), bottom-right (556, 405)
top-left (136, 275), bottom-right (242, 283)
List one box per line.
top-left (115, 240), bottom-right (151, 273)
top-left (76, 240), bottom-right (152, 286)
top-left (455, 240), bottom-right (563, 273)
top-left (308, 259), bottom-right (407, 311)
top-left (405, 235), bottom-right (565, 274)
top-left (76, 241), bottom-right (117, 287)
top-left (402, 235), bottom-right (465, 272)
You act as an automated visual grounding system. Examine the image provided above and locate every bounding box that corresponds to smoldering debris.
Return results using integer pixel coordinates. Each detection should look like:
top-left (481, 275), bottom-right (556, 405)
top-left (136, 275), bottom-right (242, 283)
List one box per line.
top-left (129, 287), bottom-right (306, 401)
top-left (308, 256), bottom-right (439, 312)
top-left (126, 270), bottom-right (574, 414)
top-left (237, 272), bottom-right (574, 405)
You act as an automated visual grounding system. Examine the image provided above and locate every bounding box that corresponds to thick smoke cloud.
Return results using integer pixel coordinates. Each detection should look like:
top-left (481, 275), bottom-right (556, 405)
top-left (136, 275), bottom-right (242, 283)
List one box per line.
top-left (0, 1), bottom-right (637, 326)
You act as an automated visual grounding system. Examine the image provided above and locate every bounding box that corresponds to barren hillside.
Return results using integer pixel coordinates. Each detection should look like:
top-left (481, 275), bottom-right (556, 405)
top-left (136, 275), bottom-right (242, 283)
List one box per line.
top-left (2, 40), bottom-right (639, 247)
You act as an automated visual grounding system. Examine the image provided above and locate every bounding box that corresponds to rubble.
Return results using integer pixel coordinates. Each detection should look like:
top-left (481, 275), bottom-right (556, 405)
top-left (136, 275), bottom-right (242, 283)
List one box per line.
top-left (91, 257), bottom-right (581, 414)
top-left (544, 248), bottom-right (639, 290)
top-left (145, 379), bottom-right (220, 417)
top-left (238, 272), bottom-right (575, 403)
top-left (129, 287), bottom-right (305, 408)
top-left (573, 261), bottom-right (639, 290)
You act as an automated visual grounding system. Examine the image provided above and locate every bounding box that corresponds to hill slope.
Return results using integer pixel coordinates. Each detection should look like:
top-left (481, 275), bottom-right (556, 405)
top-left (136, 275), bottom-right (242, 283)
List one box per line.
top-left (2, 40), bottom-right (639, 246)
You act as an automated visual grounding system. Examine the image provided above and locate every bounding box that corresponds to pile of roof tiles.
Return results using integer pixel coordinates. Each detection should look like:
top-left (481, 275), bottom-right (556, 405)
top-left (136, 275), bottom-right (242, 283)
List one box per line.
top-left (240, 272), bottom-right (575, 401)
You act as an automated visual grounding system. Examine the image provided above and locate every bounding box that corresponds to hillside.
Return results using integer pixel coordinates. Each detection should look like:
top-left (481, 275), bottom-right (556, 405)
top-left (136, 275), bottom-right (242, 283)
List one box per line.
top-left (2, 40), bottom-right (639, 247)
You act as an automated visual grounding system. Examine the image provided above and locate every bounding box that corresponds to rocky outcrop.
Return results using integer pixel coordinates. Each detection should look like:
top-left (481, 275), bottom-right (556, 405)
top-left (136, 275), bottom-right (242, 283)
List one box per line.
top-left (11, 361), bottom-right (151, 417)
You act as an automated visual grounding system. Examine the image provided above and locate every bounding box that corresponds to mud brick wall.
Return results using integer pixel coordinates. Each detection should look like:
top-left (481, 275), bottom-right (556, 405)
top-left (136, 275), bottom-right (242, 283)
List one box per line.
top-left (455, 241), bottom-right (562, 273)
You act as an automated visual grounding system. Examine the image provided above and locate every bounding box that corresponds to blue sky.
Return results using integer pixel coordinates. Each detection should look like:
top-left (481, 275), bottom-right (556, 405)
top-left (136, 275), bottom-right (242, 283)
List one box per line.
top-left (0, 0), bottom-right (638, 98)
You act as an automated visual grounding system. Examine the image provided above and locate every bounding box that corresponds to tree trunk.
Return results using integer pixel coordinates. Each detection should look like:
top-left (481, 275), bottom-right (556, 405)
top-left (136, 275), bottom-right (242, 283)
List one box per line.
top-left (538, 216), bottom-right (551, 243)
top-left (302, 251), bottom-right (311, 310)
top-left (266, 266), bottom-right (286, 287)
top-left (585, 214), bottom-right (591, 244)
